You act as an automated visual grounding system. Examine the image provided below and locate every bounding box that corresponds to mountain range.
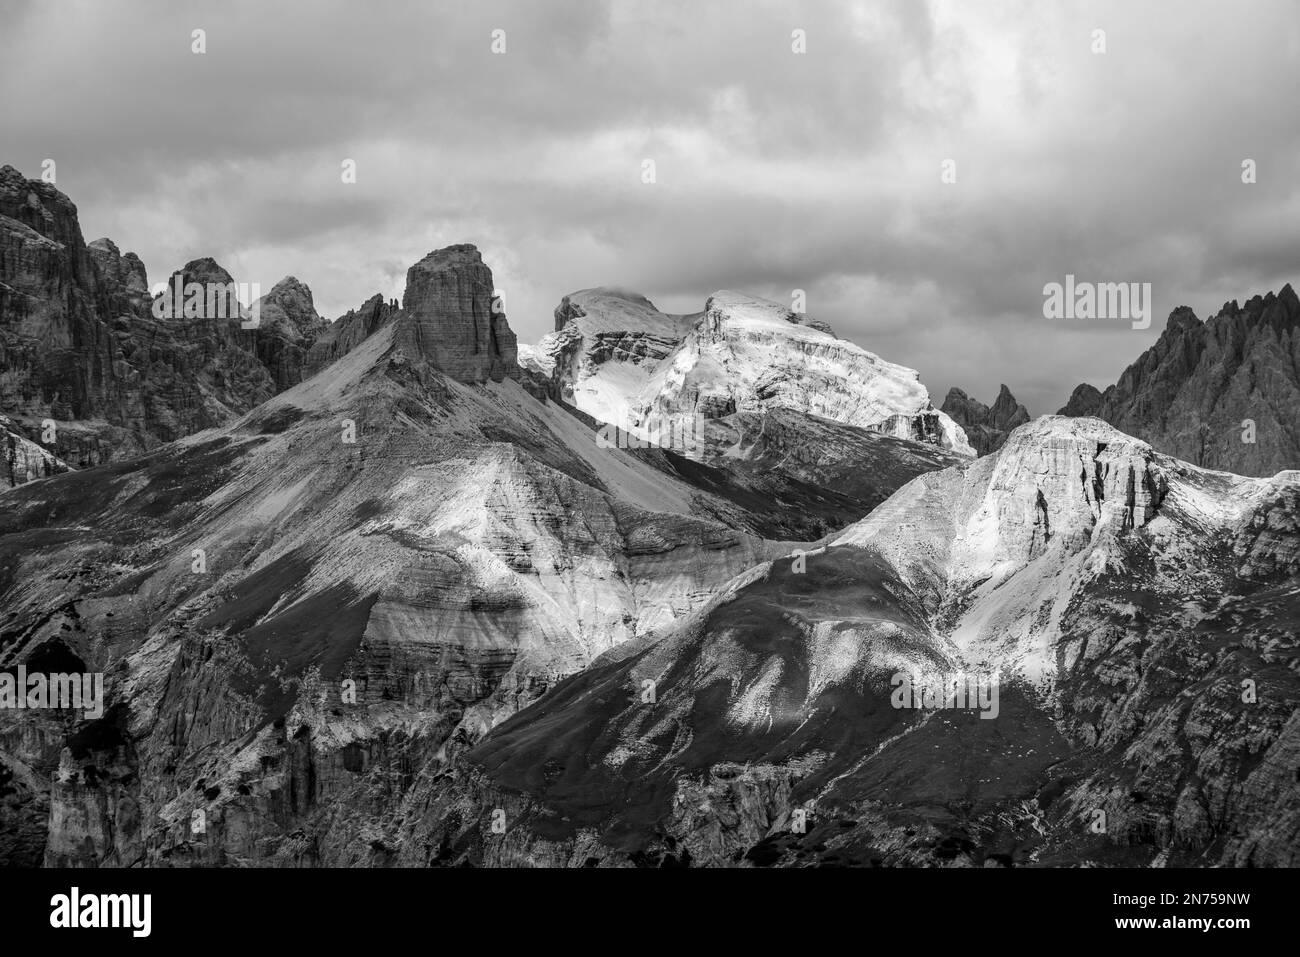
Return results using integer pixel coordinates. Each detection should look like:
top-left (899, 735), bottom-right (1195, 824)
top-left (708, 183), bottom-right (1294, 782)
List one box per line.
top-left (1, 166), bottom-right (1297, 868)
top-left (1058, 288), bottom-right (1300, 477)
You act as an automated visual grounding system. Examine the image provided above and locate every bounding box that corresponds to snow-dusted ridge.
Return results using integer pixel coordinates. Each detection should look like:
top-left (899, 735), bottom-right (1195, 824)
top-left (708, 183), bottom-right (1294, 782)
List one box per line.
top-left (529, 286), bottom-right (974, 456)
top-left (827, 414), bottom-right (1300, 681)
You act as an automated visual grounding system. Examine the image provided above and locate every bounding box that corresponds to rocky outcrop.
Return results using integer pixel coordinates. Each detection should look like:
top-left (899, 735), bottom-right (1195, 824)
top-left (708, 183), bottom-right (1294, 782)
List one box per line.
top-left (1058, 382), bottom-right (1102, 418)
top-left (87, 238), bottom-right (150, 316)
top-left (1057, 286), bottom-right (1300, 476)
top-left (305, 246), bottom-right (523, 387)
top-left (0, 166), bottom-right (327, 480)
top-left (941, 384), bottom-right (1031, 456)
top-left (305, 294), bottom-right (400, 377)
top-left (530, 288), bottom-right (697, 407)
top-left (253, 277), bottom-right (329, 390)
top-left (398, 245), bottom-right (518, 384)
top-left (1, 413), bottom-right (69, 487)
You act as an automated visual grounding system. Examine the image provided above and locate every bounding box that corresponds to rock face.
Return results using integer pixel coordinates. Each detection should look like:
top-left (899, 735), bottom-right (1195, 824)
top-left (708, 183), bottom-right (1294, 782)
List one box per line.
top-left (398, 245), bottom-right (518, 384)
top-left (534, 288), bottom-right (700, 407)
top-left (252, 277), bottom-right (329, 390)
top-left (625, 406), bottom-right (968, 540)
top-left (1058, 382), bottom-right (1102, 418)
top-left (0, 305), bottom-right (789, 867)
top-left (305, 294), bottom-right (400, 377)
top-left (1, 413), bottom-right (69, 487)
top-left (305, 245), bottom-right (522, 386)
top-left (941, 384), bottom-right (1031, 456)
top-left (529, 286), bottom-right (973, 455)
top-left (87, 238), bottom-right (150, 316)
top-left (0, 165), bottom-right (327, 480)
top-left (1057, 286), bottom-right (1300, 476)
top-left (400, 416), bottom-right (1300, 867)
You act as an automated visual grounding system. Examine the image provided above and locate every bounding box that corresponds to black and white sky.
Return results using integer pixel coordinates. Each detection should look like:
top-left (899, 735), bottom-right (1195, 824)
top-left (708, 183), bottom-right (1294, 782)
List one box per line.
top-left (3, 0), bottom-right (1298, 413)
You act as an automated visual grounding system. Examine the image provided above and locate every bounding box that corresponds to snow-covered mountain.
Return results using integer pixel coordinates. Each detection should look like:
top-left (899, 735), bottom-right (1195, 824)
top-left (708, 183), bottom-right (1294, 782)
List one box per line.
top-left (527, 287), bottom-right (974, 455)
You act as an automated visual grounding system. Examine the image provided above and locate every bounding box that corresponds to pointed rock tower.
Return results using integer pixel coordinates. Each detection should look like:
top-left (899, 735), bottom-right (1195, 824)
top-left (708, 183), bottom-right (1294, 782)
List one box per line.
top-left (398, 244), bottom-right (518, 383)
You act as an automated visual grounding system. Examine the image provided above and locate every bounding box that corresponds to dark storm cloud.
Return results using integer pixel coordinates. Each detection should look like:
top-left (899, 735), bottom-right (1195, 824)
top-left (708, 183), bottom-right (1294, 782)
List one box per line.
top-left (2, 0), bottom-right (1298, 413)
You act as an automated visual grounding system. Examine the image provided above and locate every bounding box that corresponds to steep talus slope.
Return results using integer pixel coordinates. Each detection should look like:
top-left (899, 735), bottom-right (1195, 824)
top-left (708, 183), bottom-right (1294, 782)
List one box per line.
top-left (305, 294), bottom-right (401, 377)
top-left (399, 417), bottom-right (1300, 867)
top-left (0, 246), bottom-right (788, 867)
top-left (1058, 285), bottom-right (1300, 476)
top-left (941, 384), bottom-right (1030, 456)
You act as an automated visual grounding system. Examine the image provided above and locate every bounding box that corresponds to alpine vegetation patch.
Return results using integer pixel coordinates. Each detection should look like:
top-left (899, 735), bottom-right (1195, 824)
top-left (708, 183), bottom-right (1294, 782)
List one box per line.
top-left (890, 670), bottom-right (1000, 720)
top-left (0, 666), bottom-right (104, 719)
top-left (596, 405), bottom-right (706, 460)
top-left (49, 887), bottom-right (151, 937)
top-left (1042, 274), bottom-right (1152, 330)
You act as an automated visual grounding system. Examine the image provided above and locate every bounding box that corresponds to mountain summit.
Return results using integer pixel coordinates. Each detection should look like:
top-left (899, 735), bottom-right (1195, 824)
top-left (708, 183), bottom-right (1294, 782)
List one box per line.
top-left (1058, 287), bottom-right (1300, 475)
top-left (526, 286), bottom-right (973, 455)
top-left (399, 244), bottom-right (519, 384)
top-left (941, 384), bottom-right (1030, 456)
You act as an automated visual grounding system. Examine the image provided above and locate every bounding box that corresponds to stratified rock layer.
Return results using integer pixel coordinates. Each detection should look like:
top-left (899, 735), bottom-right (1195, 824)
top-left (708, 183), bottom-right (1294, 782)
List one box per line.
top-left (398, 244), bottom-right (518, 384)
top-left (1, 412), bottom-right (69, 486)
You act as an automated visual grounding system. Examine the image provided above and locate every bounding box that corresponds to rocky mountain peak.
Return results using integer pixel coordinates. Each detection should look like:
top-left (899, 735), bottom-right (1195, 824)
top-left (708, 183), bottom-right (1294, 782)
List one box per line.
top-left (941, 383), bottom-right (1030, 456)
top-left (527, 283), bottom-right (970, 454)
top-left (397, 243), bottom-right (519, 383)
top-left (1058, 382), bottom-right (1103, 417)
top-left (257, 275), bottom-right (326, 340)
top-left (152, 257), bottom-right (244, 320)
top-left (178, 256), bottom-right (235, 285)
top-left (87, 237), bottom-right (150, 315)
top-left (703, 289), bottom-right (836, 337)
top-left (302, 292), bottom-right (400, 379)
top-left (553, 292), bottom-right (588, 330)
top-left (1164, 304), bottom-right (1201, 332)
top-left (1057, 280), bottom-right (1300, 475)
top-left (838, 414), bottom-right (1172, 625)
top-left (932, 415), bottom-right (1169, 599)
top-left (0, 164), bottom-right (95, 287)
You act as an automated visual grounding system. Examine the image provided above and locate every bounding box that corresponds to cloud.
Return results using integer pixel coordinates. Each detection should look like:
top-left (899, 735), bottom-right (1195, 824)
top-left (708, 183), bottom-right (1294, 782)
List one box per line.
top-left (2, 0), bottom-right (1297, 414)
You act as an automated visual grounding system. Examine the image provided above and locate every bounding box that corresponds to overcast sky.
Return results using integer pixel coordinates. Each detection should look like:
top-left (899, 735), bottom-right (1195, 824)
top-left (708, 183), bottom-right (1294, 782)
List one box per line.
top-left (3, 0), bottom-right (1298, 413)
